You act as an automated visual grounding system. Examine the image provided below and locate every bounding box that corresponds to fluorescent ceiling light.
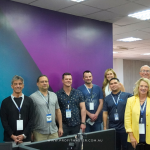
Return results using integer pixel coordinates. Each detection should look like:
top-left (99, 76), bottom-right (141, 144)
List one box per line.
top-left (142, 53), bottom-right (150, 55)
top-left (117, 37), bottom-right (142, 42)
top-left (71, 0), bottom-right (84, 2)
top-left (113, 52), bottom-right (118, 54)
top-left (128, 10), bottom-right (150, 20)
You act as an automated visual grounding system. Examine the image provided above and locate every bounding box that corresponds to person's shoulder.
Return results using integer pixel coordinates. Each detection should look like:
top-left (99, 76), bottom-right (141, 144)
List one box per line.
top-left (24, 95), bottom-right (33, 101)
top-left (48, 91), bottom-right (57, 97)
top-left (1, 96), bottom-right (11, 104)
top-left (122, 92), bottom-right (133, 97)
top-left (55, 89), bottom-right (63, 95)
top-left (30, 91), bottom-right (38, 97)
top-left (74, 89), bottom-right (83, 95)
top-left (93, 84), bottom-right (102, 89)
top-left (77, 85), bottom-right (85, 90)
top-left (105, 93), bottom-right (111, 98)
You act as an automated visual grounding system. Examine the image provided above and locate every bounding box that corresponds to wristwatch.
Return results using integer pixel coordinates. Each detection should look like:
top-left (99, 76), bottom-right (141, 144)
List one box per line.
top-left (22, 134), bottom-right (27, 139)
top-left (81, 122), bottom-right (86, 125)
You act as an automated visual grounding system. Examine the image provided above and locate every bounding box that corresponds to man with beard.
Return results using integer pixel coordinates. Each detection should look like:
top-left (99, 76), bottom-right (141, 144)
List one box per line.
top-left (56, 73), bottom-right (86, 136)
top-left (78, 70), bottom-right (103, 132)
top-left (0, 75), bottom-right (34, 146)
top-left (103, 78), bottom-right (132, 150)
top-left (30, 75), bottom-right (63, 141)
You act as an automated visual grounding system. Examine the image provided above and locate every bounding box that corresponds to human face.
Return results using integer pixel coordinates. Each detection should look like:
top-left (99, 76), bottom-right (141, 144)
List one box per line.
top-left (11, 79), bottom-right (24, 95)
top-left (62, 75), bottom-right (72, 87)
top-left (83, 72), bottom-right (93, 84)
top-left (106, 70), bottom-right (115, 81)
top-left (37, 76), bottom-right (49, 91)
top-left (139, 66), bottom-right (150, 79)
top-left (109, 79), bottom-right (120, 93)
top-left (138, 81), bottom-right (149, 96)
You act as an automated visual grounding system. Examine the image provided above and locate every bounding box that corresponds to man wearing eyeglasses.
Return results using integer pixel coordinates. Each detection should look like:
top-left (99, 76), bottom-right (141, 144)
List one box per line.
top-left (139, 65), bottom-right (150, 79)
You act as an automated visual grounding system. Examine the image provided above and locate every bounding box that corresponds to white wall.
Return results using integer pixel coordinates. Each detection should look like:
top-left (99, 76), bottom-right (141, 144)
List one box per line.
top-left (113, 58), bottom-right (124, 84)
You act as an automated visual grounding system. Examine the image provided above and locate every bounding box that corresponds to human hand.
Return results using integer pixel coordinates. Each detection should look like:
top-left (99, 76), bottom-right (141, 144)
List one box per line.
top-left (80, 124), bottom-right (86, 133)
top-left (58, 128), bottom-right (63, 137)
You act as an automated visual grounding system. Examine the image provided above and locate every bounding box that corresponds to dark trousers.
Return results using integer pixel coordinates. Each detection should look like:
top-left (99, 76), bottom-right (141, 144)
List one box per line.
top-left (116, 131), bottom-right (128, 150)
top-left (128, 142), bottom-right (150, 150)
top-left (85, 122), bottom-right (101, 133)
top-left (62, 123), bottom-right (80, 137)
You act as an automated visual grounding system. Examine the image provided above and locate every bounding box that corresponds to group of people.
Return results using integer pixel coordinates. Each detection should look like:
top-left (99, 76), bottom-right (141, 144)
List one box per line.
top-left (0, 65), bottom-right (150, 150)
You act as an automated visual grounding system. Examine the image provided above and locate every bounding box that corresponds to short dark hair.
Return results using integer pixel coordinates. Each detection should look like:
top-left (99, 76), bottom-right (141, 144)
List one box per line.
top-left (62, 72), bottom-right (72, 79)
top-left (83, 70), bottom-right (92, 77)
top-left (109, 78), bottom-right (120, 84)
top-left (37, 75), bottom-right (48, 83)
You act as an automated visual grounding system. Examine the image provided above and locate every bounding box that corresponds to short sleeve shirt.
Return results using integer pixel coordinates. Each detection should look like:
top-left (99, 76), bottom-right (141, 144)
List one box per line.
top-left (56, 88), bottom-right (85, 126)
top-left (77, 84), bottom-right (103, 122)
top-left (30, 91), bottom-right (59, 134)
top-left (103, 91), bottom-right (133, 132)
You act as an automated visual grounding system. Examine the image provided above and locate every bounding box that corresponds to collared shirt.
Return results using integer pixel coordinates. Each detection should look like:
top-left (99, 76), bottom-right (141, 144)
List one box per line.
top-left (103, 92), bottom-right (133, 132)
top-left (56, 88), bottom-right (85, 126)
top-left (30, 91), bottom-right (59, 135)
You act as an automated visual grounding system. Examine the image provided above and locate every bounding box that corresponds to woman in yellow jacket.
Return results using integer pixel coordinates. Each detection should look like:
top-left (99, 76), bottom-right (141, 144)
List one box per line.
top-left (125, 78), bottom-right (150, 150)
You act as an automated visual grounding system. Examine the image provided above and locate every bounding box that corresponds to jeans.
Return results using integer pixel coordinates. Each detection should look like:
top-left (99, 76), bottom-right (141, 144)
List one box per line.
top-left (85, 121), bottom-right (101, 133)
top-left (63, 123), bottom-right (80, 136)
top-left (116, 131), bottom-right (128, 150)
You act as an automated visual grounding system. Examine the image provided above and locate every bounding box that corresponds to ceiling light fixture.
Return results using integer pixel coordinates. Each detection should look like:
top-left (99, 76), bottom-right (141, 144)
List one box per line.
top-left (117, 37), bottom-right (142, 42)
top-left (71, 0), bottom-right (84, 2)
top-left (142, 53), bottom-right (150, 55)
top-left (113, 52), bottom-right (118, 54)
top-left (128, 10), bottom-right (150, 20)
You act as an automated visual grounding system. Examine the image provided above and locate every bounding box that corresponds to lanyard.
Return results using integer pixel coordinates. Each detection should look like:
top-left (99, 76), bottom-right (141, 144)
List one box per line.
top-left (11, 94), bottom-right (24, 119)
top-left (111, 92), bottom-right (121, 112)
top-left (84, 84), bottom-right (93, 101)
top-left (140, 99), bottom-right (147, 121)
top-left (38, 91), bottom-right (49, 111)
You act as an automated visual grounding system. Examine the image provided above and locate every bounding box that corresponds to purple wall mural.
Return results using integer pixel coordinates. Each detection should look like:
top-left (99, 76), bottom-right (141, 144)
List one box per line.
top-left (0, 0), bottom-right (112, 92)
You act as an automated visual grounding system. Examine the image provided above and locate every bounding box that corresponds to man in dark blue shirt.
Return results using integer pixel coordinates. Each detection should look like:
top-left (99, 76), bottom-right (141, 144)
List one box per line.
top-left (103, 78), bottom-right (132, 150)
top-left (56, 73), bottom-right (86, 136)
top-left (78, 70), bottom-right (103, 132)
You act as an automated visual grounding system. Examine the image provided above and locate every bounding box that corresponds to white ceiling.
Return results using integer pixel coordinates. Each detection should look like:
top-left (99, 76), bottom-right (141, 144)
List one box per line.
top-left (11, 0), bottom-right (150, 61)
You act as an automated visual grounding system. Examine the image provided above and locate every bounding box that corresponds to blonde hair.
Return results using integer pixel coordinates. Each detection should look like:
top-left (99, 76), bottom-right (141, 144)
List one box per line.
top-left (102, 68), bottom-right (117, 97)
top-left (134, 78), bottom-right (150, 97)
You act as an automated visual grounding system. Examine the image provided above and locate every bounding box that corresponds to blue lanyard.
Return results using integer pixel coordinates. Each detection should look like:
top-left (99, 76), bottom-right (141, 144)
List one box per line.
top-left (111, 92), bottom-right (121, 112)
top-left (11, 94), bottom-right (24, 119)
top-left (38, 91), bottom-right (50, 112)
top-left (140, 99), bottom-right (147, 121)
top-left (84, 84), bottom-right (93, 101)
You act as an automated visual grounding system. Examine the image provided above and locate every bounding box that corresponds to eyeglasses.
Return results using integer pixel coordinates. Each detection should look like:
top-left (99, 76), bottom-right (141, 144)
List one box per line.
top-left (140, 70), bottom-right (150, 73)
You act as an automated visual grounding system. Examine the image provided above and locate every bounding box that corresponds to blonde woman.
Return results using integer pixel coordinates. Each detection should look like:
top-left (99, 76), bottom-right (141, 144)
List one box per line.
top-left (125, 78), bottom-right (150, 150)
top-left (102, 68), bottom-right (125, 97)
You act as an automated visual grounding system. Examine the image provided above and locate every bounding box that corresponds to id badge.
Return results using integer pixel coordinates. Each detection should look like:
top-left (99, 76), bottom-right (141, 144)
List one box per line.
top-left (89, 102), bottom-right (94, 110)
top-left (66, 109), bottom-right (71, 118)
top-left (17, 120), bottom-right (23, 131)
top-left (139, 123), bottom-right (145, 134)
top-left (46, 114), bottom-right (52, 123)
top-left (114, 113), bottom-right (119, 121)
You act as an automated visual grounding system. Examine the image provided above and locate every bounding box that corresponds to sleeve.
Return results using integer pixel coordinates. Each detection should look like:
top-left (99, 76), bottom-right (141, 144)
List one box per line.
top-left (124, 98), bottom-right (133, 133)
top-left (99, 87), bottom-right (103, 99)
top-left (128, 93), bottom-right (133, 98)
top-left (103, 98), bottom-right (108, 112)
top-left (23, 98), bottom-right (35, 137)
top-left (55, 94), bottom-right (60, 110)
top-left (0, 100), bottom-right (13, 137)
top-left (78, 90), bottom-right (85, 103)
